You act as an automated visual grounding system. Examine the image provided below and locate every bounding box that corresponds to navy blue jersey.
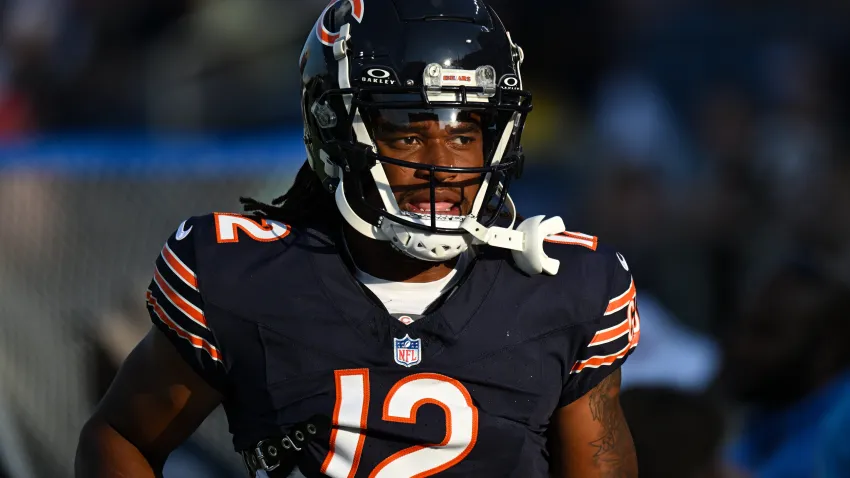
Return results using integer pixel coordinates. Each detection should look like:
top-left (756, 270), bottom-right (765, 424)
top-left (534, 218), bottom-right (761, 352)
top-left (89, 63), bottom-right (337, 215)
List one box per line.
top-left (145, 213), bottom-right (640, 477)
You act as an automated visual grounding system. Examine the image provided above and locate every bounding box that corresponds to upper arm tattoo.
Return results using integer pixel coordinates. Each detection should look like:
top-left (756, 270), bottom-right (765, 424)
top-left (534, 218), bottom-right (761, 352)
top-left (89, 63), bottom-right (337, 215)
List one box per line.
top-left (586, 369), bottom-right (637, 478)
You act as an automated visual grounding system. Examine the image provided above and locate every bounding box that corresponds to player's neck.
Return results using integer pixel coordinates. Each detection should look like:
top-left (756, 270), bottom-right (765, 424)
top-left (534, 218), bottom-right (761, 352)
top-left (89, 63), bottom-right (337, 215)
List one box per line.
top-left (342, 226), bottom-right (458, 283)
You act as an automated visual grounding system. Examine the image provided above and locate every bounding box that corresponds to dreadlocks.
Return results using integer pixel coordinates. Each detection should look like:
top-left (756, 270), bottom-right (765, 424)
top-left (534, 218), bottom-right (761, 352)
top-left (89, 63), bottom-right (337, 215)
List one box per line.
top-left (240, 160), bottom-right (337, 225)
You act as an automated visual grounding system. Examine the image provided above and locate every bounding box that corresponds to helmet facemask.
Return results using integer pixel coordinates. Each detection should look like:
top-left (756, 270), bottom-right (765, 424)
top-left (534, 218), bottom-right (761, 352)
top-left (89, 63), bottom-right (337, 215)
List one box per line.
top-left (338, 104), bottom-right (522, 260)
top-left (324, 88), bottom-right (528, 261)
top-left (304, 23), bottom-right (531, 262)
top-left (366, 106), bottom-right (515, 214)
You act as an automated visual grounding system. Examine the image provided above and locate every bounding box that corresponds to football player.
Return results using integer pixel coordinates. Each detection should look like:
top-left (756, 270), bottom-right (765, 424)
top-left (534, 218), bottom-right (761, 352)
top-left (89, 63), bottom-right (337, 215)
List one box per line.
top-left (75, 1), bottom-right (640, 477)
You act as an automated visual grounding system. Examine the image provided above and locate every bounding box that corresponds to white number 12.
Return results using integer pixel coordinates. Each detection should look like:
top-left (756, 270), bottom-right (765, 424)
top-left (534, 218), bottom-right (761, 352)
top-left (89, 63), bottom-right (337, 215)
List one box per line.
top-left (319, 369), bottom-right (479, 478)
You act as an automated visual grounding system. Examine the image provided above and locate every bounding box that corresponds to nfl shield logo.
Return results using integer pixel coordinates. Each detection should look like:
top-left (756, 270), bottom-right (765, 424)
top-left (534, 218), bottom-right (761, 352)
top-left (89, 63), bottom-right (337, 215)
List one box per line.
top-left (393, 334), bottom-right (421, 367)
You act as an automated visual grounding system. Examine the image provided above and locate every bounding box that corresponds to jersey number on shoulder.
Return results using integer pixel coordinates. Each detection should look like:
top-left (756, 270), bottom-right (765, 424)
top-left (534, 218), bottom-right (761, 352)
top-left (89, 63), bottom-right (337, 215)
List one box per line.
top-left (213, 213), bottom-right (290, 243)
top-left (321, 369), bottom-right (478, 478)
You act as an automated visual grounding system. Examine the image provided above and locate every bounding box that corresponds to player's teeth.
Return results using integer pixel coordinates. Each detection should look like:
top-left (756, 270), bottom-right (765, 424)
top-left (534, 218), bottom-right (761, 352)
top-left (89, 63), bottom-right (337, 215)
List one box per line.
top-left (408, 202), bottom-right (457, 215)
top-left (412, 202), bottom-right (454, 212)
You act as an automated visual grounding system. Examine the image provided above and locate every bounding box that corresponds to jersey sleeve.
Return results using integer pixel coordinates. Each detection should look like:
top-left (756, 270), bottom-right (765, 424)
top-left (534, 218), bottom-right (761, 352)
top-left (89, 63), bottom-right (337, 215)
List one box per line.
top-left (144, 217), bottom-right (227, 390)
top-left (558, 251), bottom-right (640, 407)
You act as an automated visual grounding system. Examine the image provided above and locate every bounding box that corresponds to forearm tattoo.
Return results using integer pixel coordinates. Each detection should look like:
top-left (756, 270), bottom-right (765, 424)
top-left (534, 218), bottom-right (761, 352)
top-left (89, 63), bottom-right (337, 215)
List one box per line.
top-left (587, 369), bottom-right (637, 477)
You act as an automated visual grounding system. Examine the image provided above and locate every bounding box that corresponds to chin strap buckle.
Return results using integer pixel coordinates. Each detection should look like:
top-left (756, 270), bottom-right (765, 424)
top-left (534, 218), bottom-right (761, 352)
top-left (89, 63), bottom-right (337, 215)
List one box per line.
top-left (463, 215), bottom-right (565, 276)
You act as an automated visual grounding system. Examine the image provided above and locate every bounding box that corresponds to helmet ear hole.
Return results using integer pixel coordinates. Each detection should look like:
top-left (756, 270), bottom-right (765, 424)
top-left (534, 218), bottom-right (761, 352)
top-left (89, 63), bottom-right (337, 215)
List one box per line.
top-left (311, 102), bottom-right (338, 129)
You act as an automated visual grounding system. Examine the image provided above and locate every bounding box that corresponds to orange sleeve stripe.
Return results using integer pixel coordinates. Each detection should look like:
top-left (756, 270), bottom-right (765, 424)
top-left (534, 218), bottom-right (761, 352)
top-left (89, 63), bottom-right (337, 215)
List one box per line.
top-left (570, 338), bottom-right (638, 374)
top-left (161, 243), bottom-right (197, 290)
top-left (605, 279), bottom-right (635, 315)
top-left (146, 291), bottom-right (222, 362)
top-left (588, 317), bottom-right (630, 346)
top-left (153, 268), bottom-right (207, 329)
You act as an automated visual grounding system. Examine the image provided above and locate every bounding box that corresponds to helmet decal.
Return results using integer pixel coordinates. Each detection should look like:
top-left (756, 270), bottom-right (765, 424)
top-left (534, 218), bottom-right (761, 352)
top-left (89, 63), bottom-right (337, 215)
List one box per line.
top-left (315, 0), bottom-right (365, 46)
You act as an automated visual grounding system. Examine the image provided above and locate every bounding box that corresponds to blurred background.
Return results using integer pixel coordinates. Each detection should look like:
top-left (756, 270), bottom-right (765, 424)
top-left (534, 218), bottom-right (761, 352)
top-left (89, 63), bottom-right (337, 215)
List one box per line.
top-left (1, 0), bottom-right (850, 477)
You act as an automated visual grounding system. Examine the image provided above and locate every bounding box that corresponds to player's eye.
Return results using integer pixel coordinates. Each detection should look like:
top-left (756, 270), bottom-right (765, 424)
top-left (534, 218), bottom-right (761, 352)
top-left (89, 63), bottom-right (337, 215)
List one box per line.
top-left (387, 136), bottom-right (421, 149)
top-left (449, 136), bottom-right (476, 146)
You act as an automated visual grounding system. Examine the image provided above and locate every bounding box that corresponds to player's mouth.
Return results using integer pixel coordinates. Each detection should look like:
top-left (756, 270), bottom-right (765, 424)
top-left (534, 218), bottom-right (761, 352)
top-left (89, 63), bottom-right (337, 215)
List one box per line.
top-left (407, 202), bottom-right (462, 215)
top-left (400, 191), bottom-right (463, 216)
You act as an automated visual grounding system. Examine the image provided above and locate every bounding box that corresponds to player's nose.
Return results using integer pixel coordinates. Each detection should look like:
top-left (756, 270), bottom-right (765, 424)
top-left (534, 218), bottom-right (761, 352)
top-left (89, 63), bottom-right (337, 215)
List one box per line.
top-left (414, 142), bottom-right (458, 183)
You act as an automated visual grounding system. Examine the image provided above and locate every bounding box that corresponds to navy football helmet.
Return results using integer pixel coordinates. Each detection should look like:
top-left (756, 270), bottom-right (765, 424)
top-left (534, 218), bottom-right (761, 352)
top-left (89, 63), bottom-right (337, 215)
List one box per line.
top-left (299, 0), bottom-right (564, 274)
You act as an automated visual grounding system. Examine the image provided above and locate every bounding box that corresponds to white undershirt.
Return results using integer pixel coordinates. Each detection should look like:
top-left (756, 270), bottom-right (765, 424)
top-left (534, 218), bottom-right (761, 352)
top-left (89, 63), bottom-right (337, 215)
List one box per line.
top-left (354, 252), bottom-right (469, 318)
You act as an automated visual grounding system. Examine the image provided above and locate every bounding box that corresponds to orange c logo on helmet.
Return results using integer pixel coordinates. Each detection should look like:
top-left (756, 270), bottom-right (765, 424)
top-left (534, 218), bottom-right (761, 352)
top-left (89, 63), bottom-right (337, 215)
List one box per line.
top-left (316, 0), bottom-right (365, 46)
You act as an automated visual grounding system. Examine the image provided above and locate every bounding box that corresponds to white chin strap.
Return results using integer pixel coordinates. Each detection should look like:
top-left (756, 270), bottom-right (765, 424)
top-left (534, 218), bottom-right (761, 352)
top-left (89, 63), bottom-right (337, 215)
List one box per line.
top-left (335, 180), bottom-right (567, 275)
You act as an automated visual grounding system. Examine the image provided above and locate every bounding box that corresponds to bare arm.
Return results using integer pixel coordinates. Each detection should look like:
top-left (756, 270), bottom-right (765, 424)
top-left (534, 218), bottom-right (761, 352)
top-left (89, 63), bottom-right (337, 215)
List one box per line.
top-left (549, 369), bottom-right (637, 478)
top-left (75, 326), bottom-right (223, 477)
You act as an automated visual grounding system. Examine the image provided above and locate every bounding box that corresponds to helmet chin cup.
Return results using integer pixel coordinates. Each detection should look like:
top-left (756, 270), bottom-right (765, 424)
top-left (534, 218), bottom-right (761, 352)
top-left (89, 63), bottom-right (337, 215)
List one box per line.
top-left (335, 179), bottom-right (473, 262)
top-left (381, 220), bottom-right (472, 262)
top-left (511, 215), bottom-right (565, 276)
